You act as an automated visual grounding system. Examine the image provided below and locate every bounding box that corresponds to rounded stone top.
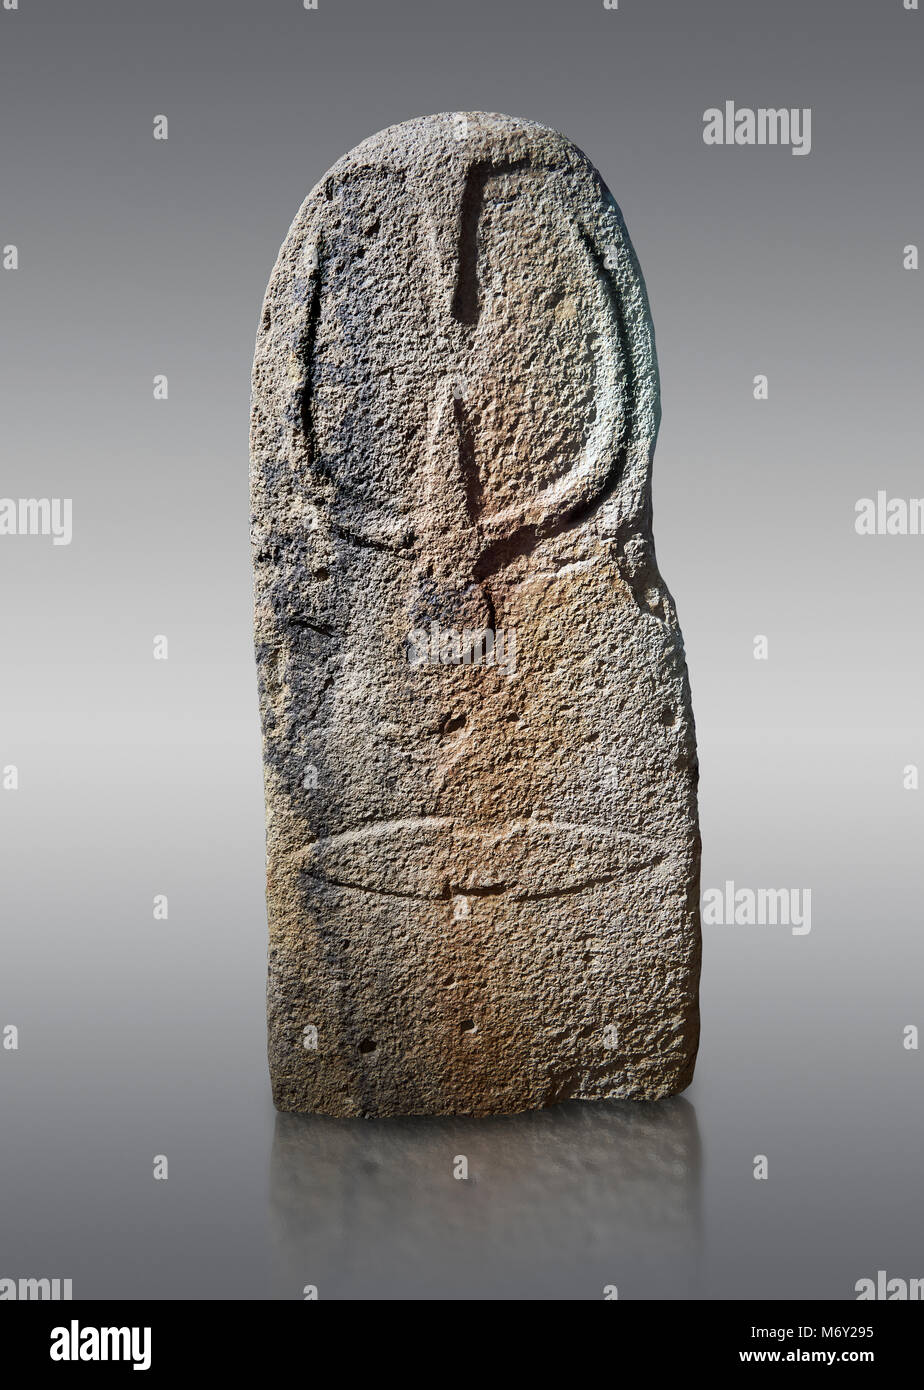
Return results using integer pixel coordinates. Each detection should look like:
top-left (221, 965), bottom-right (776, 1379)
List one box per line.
top-left (323, 111), bottom-right (601, 184)
top-left (255, 111), bottom-right (661, 551)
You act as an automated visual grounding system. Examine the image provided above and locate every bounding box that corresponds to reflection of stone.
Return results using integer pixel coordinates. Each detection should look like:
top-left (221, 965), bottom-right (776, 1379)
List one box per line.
top-left (269, 1098), bottom-right (701, 1299)
top-left (252, 111), bottom-right (701, 1116)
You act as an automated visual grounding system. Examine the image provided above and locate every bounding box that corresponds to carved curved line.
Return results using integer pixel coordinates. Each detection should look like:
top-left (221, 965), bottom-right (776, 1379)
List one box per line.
top-left (301, 816), bottom-right (673, 856)
top-left (296, 205), bottom-right (638, 568)
top-left (304, 816), bottom-right (454, 851)
top-left (302, 869), bottom-right (631, 905)
top-left (472, 218), bottom-right (632, 550)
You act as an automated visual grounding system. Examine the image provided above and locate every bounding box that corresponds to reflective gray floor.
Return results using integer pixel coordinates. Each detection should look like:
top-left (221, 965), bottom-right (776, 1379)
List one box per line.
top-left (270, 1100), bottom-right (701, 1300)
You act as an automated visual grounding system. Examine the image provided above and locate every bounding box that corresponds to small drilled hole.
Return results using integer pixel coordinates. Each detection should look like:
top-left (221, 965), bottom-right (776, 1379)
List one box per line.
top-left (358, 1038), bottom-right (377, 1054)
top-left (460, 1019), bottom-right (476, 1034)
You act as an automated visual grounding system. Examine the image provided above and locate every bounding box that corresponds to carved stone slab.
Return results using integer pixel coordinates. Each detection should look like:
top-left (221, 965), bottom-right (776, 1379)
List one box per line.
top-left (251, 112), bottom-right (701, 1116)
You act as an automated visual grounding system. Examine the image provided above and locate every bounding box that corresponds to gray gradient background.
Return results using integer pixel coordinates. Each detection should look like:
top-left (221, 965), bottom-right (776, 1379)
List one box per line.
top-left (1, 0), bottom-right (921, 1300)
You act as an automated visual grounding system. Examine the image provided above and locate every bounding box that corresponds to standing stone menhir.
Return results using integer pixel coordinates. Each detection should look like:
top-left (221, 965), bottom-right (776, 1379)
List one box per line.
top-left (251, 112), bottom-right (701, 1117)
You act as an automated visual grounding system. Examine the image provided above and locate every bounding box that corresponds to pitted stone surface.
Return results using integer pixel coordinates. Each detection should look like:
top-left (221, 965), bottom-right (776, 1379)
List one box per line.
top-left (251, 112), bottom-right (701, 1117)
